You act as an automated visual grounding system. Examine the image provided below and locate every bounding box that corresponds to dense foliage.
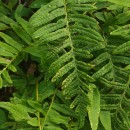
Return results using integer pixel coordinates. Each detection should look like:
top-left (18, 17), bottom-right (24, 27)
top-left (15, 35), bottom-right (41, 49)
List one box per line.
top-left (0, 0), bottom-right (130, 130)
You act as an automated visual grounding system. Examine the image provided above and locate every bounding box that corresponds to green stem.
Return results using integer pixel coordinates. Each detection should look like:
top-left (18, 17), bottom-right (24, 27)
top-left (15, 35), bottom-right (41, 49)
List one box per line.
top-left (36, 80), bottom-right (42, 130)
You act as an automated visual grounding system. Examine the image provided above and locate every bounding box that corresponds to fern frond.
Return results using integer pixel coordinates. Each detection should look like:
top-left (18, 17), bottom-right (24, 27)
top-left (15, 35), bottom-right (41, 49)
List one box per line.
top-left (0, 32), bottom-right (22, 87)
top-left (0, 102), bottom-right (30, 121)
top-left (30, 0), bottom-right (102, 128)
top-left (28, 0), bottom-right (130, 129)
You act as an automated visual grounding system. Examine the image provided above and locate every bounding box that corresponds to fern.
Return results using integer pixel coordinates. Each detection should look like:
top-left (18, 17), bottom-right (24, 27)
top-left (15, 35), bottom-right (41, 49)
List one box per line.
top-left (0, 0), bottom-right (130, 130)
top-left (0, 32), bottom-right (22, 87)
top-left (29, 0), bottom-right (103, 128)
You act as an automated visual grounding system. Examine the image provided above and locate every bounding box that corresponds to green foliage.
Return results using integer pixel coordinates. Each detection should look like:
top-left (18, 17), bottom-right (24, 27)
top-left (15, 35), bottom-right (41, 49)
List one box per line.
top-left (0, 0), bottom-right (130, 130)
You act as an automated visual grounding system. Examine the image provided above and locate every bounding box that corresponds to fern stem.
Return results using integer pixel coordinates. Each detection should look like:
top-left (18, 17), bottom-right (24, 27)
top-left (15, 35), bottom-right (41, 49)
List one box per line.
top-left (42, 86), bottom-right (58, 128)
top-left (0, 54), bottom-right (17, 75)
top-left (36, 80), bottom-right (39, 101)
top-left (63, 0), bottom-right (74, 55)
top-left (35, 80), bottom-right (42, 130)
top-left (63, 0), bottom-right (84, 97)
top-left (63, 0), bottom-right (79, 79)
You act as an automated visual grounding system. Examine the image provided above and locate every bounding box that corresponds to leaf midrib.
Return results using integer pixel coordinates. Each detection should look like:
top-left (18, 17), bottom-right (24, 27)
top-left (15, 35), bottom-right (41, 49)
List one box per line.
top-left (63, 0), bottom-right (80, 83)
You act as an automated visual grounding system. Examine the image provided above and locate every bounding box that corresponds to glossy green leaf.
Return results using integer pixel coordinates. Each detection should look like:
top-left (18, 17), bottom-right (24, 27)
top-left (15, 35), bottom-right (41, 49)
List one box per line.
top-left (100, 111), bottom-right (112, 130)
top-left (87, 84), bottom-right (100, 130)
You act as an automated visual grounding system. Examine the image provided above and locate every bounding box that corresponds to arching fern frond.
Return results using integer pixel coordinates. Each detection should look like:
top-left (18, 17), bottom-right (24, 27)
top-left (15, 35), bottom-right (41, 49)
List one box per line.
top-left (30, 0), bottom-right (103, 128)
top-left (28, 0), bottom-right (130, 129)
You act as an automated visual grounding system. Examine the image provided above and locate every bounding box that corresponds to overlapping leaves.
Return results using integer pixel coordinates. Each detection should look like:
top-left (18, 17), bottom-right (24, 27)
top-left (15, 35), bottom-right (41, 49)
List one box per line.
top-left (30, 0), bottom-right (103, 128)
top-left (0, 0), bottom-right (130, 130)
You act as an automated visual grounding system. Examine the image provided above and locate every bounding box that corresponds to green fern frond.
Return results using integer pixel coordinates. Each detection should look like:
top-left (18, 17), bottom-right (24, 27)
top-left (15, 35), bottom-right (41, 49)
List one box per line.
top-left (0, 0), bottom-right (130, 129)
top-left (30, 0), bottom-right (102, 128)
top-left (0, 102), bottom-right (31, 121)
top-left (0, 32), bottom-right (22, 87)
